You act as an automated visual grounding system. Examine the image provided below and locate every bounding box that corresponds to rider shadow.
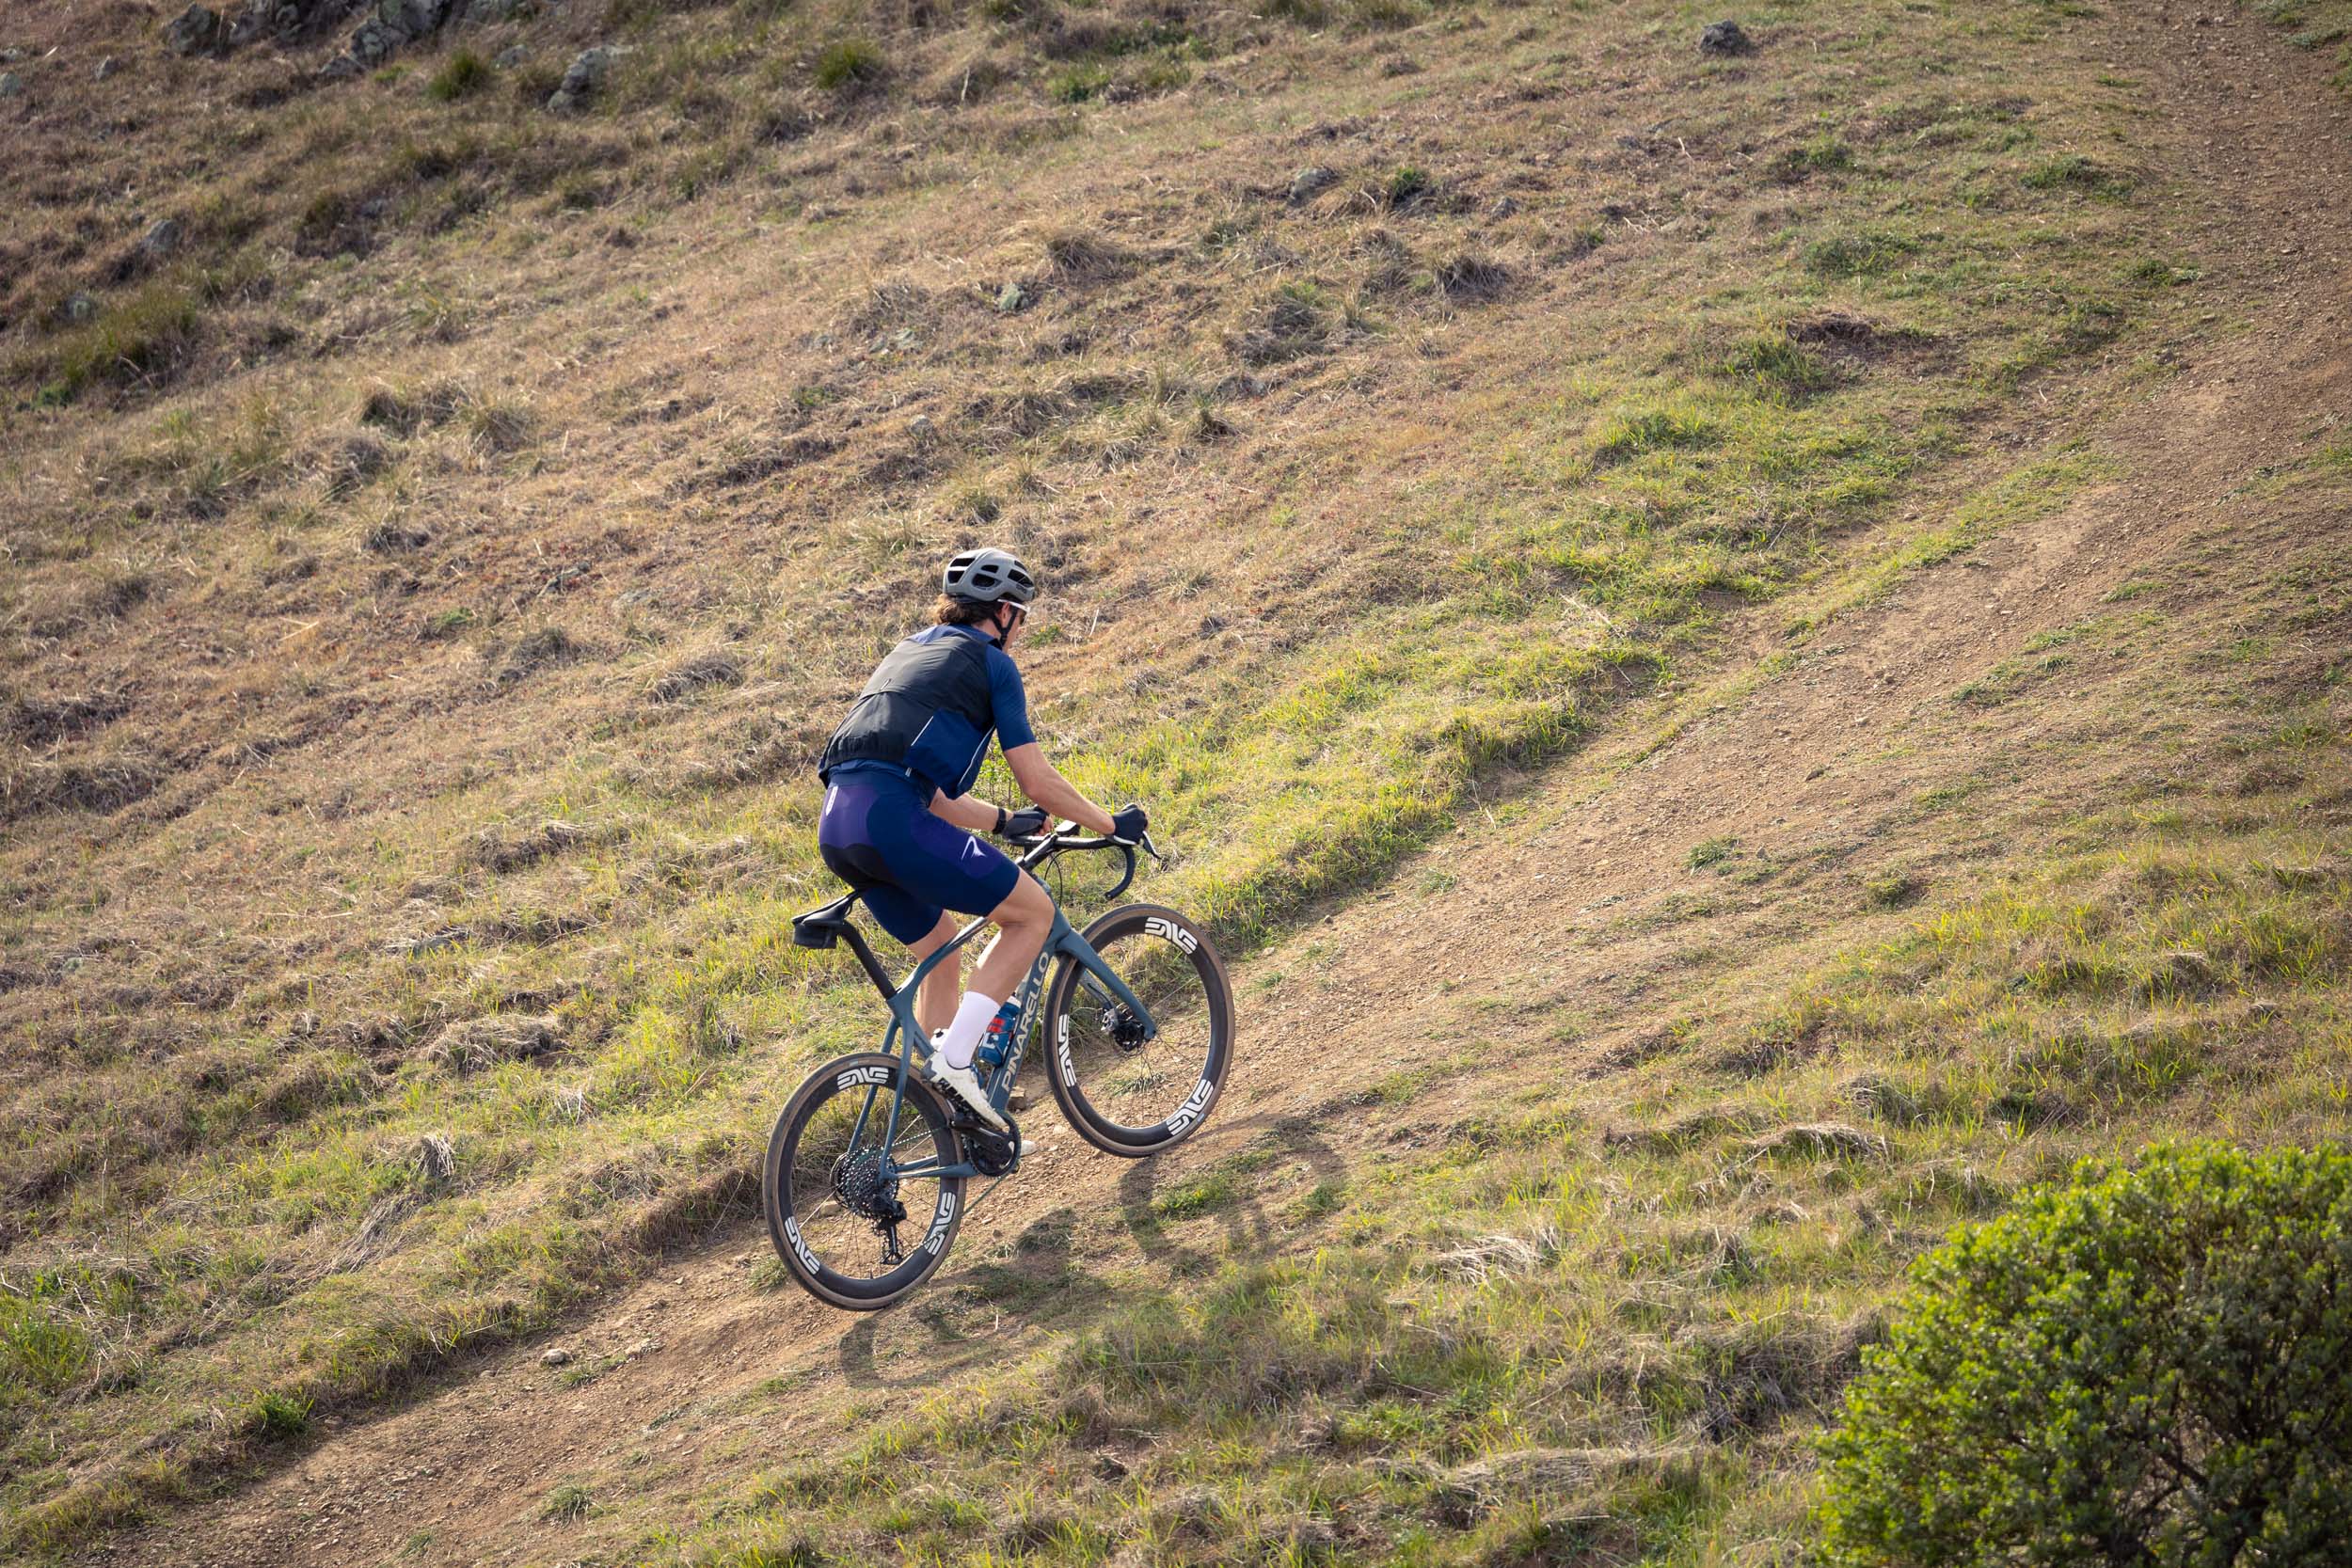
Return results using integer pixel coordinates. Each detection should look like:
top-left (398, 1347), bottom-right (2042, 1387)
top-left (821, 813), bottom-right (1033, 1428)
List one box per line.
top-left (1115, 1111), bottom-right (1347, 1278)
top-left (835, 1113), bottom-right (1345, 1388)
top-left (836, 1205), bottom-right (1116, 1389)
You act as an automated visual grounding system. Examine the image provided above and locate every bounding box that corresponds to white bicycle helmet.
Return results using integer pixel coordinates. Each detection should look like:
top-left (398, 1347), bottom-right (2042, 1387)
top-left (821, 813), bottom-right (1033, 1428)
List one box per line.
top-left (943, 547), bottom-right (1037, 607)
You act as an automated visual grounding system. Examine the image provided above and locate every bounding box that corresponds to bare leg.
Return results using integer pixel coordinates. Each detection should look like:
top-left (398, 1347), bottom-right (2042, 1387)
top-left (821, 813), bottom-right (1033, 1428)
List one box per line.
top-left (969, 872), bottom-right (1055, 1004)
top-left (905, 912), bottom-right (961, 1037)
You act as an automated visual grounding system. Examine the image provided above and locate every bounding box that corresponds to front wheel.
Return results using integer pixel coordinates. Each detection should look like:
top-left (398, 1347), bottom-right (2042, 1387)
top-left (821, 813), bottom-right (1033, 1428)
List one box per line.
top-left (763, 1052), bottom-right (967, 1311)
top-left (1041, 904), bottom-right (1233, 1158)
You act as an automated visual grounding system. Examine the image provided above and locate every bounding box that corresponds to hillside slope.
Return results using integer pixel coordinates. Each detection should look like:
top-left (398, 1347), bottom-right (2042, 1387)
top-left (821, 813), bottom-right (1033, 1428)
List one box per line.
top-left (3, 0), bottom-right (2348, 1561)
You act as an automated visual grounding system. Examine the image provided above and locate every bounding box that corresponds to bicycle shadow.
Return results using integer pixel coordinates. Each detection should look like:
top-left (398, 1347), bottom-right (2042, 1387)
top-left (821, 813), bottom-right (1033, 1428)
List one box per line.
top-left (834, 1111), bottom-right (1344, 1388)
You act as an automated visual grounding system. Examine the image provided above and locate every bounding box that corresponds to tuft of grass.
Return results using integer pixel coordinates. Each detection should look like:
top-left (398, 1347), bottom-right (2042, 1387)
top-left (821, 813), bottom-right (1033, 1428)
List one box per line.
top-left (2125, 256), bottom-right (2203, 286)
top-left (813, 38), bottom-right (886, 93)
top-left (1385, 165), bottom-right (1433, 208)
top-left (1348, 0), bottom-right (1422, 30)
top-left (1687, 836), bottom-right (1740, 870)
top-left (23, 284), bottom-right (202, 404)
top-left (1769, 135), bottom-right (1854, 182)
top-left (1153, 1170), bottom-right (1239, 1219)
top-left (2023, 152), bottom-right (2133, 198)
top-left (541, 1482), bottom-right (594, 1521)
top-left (1804, 228), bottom-right (1920, 278)
top-left (1593, 398), bottom-right (1720, 465)
top-left (426, 49), bottom-right (490, 102)
top-left (1718, 333), bottom-right (1834, 398)
top-left (1865, 871), bottom-right (1926, 909)
top-left (1264, 0), bottom-right (1335, 24)
top-left (246, 1391), bottom-right (313, 1441)
top-left (1050, 63), bottom-right (1113, 103)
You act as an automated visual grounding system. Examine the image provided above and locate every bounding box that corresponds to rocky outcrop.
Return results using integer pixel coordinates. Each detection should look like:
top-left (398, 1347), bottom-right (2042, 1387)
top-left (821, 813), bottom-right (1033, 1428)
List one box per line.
top-left (1699, 19), bottom-right (1756, 55)
top-left (164, 0), bottom-right (518, 79)
top-left (165, 4), bottom-right (224, 55)
top-left (544, 45), bottom-right (611, 112)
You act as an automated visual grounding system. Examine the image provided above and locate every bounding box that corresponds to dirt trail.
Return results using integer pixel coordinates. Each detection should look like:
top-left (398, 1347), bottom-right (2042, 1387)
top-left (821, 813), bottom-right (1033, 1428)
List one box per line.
top-left (107, 8), bottom-right (2352, 1566)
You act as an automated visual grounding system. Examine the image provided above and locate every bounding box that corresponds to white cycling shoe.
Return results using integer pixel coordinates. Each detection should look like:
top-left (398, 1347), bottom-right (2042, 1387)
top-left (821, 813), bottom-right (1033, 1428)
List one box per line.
top-left (929, 1059), bottom-right (1010, 1132)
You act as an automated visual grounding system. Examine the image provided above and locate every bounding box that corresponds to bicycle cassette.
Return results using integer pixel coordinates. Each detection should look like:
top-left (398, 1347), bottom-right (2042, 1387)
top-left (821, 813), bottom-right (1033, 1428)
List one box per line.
top-left (830, 1147), bottom-right (903, 1224)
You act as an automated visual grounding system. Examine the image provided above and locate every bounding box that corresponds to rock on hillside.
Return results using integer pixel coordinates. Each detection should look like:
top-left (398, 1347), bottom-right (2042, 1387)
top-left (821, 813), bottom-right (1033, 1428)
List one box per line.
top-left (161, 0), bottom-right (527, 76)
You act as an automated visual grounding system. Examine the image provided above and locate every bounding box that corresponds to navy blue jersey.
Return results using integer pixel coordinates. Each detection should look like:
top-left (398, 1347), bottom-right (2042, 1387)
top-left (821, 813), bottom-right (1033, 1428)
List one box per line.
top-left (826, 625), bottom-right (1035, 796)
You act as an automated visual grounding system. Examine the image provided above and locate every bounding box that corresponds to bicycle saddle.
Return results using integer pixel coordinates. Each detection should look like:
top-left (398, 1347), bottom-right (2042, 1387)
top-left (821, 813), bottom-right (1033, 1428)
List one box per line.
top-left (790, 889), bottom-right (866, 949)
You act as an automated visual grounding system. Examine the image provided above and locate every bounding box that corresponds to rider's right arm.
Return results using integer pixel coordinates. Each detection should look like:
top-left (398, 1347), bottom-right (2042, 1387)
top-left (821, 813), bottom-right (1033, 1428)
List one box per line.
top-left (1004, 743), bottom-right (1115, 836)
top-left (927, 789), bottom-right (1000, 833)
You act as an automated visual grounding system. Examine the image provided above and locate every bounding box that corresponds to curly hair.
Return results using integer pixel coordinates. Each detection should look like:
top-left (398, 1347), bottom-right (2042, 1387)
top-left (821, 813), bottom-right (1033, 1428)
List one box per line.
top-left (932, 595), bottom-right (1007, 626)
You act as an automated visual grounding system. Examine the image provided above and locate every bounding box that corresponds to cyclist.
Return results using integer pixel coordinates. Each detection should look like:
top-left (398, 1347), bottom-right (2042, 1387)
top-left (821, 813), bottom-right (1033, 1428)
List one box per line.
top-left (815, 547), bottom-right (1147, 1132)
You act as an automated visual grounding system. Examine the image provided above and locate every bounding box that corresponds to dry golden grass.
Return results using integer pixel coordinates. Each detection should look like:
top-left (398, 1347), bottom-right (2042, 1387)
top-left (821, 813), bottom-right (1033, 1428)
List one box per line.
top-left (0, 0), bottom-right (2342, 1556)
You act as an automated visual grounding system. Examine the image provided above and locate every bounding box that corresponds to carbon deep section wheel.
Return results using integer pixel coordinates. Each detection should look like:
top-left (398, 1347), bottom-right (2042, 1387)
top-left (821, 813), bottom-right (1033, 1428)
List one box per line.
top-left (1041, 903), bottom-right (1233, 1158)
top-left (763, 1051), bottom-right (967, 1310)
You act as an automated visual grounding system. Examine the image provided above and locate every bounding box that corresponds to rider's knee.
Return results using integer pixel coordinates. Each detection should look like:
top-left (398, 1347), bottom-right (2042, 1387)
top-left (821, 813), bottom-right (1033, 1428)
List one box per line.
top-left (994, 874), bottom-right (1052, 927)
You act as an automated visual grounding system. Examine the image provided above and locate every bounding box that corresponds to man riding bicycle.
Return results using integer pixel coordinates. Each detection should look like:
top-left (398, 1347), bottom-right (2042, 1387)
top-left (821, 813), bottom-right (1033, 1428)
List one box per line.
top-left (815, 547), bottom-right (1148, 1132)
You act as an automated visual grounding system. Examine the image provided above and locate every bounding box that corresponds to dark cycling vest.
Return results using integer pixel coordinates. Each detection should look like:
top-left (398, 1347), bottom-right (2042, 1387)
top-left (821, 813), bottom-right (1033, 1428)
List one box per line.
top-left (817, 632), bottom-right (997, 799)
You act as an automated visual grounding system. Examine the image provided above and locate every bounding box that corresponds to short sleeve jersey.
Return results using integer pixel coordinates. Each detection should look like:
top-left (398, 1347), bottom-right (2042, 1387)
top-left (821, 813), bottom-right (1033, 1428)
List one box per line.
top-left (828, 623), bottom-right (1034, 793)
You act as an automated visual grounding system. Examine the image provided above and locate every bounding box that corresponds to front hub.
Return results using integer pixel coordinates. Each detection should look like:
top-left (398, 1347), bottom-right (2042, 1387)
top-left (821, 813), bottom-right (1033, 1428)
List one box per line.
top-left (1100, 1004), bottom-right (1150, 1053)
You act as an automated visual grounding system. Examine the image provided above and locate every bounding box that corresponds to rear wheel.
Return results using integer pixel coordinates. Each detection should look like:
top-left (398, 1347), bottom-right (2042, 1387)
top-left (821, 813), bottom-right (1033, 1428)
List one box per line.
top-left (763, 1052), bottom-right (967, 1310)
top-left (1041, 904), bottom-right (1233, 1157)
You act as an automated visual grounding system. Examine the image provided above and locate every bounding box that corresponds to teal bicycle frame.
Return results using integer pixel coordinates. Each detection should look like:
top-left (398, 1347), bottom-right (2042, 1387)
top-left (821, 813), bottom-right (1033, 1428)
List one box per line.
top-left (809, 832), bottom-right (1162, 1186)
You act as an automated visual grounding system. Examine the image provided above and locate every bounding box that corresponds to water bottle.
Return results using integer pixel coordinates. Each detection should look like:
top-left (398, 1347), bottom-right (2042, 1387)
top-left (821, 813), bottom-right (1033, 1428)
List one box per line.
top-left (975, 998), bottom-right (1024, 1071)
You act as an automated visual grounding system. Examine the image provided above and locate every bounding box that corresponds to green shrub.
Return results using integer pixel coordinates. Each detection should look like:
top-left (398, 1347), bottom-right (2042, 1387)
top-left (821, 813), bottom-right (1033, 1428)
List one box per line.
top-left (1820, 1143), bottom-right (2352, 1566)
top-left (813, 38), bottom-right (885, 92)
top-left (426, 49), bottom-right (489, 102)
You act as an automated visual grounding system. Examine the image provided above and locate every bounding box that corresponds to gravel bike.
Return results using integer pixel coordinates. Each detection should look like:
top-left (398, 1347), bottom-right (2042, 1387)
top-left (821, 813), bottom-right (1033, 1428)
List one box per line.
top-left (764, 824), bottom-right (1233, 1310)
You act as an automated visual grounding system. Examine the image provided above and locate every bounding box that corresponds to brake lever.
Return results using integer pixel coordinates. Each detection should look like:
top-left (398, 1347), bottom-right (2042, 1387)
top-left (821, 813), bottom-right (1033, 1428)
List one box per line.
top-left (1139, 832), bottom-right (1168, 864)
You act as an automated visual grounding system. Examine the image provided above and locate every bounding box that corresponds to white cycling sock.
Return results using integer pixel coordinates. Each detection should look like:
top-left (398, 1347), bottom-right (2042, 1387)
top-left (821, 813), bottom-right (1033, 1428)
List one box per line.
top-left (934, 990), bottom-right (1002, 1071)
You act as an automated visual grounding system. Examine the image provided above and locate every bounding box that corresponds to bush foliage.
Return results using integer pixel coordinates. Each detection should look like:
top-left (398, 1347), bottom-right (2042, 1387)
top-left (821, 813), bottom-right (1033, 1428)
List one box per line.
top-left (1820, 1143), bottom-right (2352, 1566)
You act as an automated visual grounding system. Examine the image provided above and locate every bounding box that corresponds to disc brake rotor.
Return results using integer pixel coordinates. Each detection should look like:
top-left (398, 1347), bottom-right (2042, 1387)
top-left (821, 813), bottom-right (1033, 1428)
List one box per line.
top-left (1099, 1004), bottom-right (1150, 1053)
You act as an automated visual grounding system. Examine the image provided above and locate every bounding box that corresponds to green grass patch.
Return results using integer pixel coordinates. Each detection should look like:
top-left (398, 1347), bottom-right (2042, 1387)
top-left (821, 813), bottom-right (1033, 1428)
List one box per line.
top-left (541, 1481), bottom-right (595, 1521)
top-left (2022, 152), bottom-right (2133, 198)
top-left (425, 48), bottom-right (490, 102)
top-left (1687, 836), bottom-right (1740, 869)
top-left (1804, 228), bottom-right (1920, 278)
top-left (19, 284), bottom-right (202, 404)
top-left (812, 38), bottom-right (885, 92)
